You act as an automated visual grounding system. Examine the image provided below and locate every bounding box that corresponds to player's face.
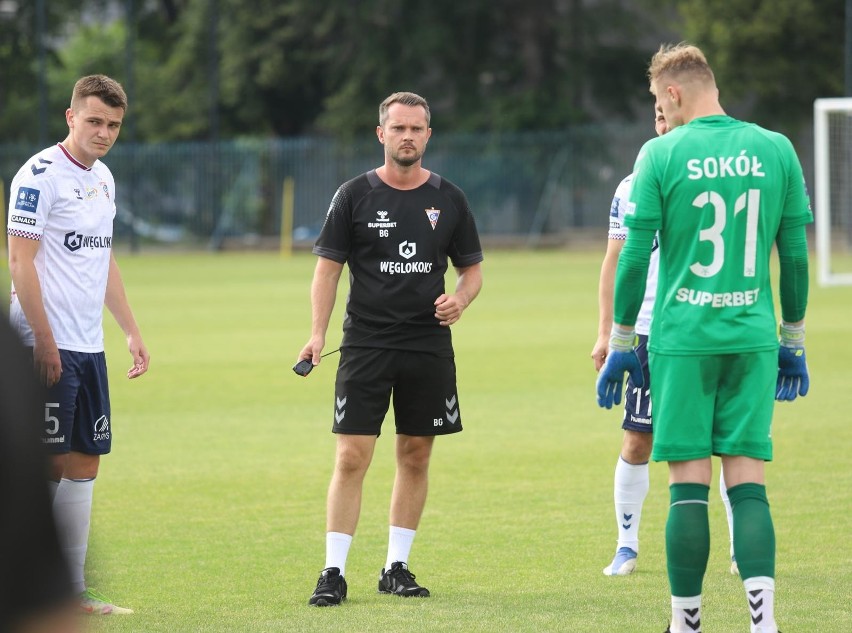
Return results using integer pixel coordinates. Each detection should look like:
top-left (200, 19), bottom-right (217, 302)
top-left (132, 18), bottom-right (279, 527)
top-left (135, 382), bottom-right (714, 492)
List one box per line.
top-left (654, 104), bottom-right (668, 137)
top-left (65, 96), bottom-right (124, 167)
top-left (377, 103), bottom-right (431, 168)
top-left (652, 80), bottom-right (684, 130)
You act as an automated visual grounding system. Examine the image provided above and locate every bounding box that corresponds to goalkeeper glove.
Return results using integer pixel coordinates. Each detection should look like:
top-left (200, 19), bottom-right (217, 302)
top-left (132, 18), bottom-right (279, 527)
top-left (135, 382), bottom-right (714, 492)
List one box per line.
top-left (776, 322), bottom-right (809, 401)
top-left (596, 325), bottom-right (644, 409)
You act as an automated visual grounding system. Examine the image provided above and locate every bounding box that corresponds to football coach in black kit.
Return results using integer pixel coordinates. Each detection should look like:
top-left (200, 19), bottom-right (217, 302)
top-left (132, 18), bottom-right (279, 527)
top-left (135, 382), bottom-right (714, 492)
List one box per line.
top-left (296, 91), bottom-right (484, 607)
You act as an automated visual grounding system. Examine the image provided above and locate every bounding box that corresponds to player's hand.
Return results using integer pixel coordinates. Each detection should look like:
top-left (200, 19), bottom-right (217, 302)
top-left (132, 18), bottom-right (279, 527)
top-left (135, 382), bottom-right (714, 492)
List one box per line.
top-left (776, 346), bottom-right (808, 401)
top-left (299, 336), bottom-right (325, 366)
top-left (293, 337), bottom-right (325, 376)
top-left (591, 335), bottom-right (608, 371)
top-left (595, 325), bottom-right (643, 409)
top-left (596, 350), bottom-right (643, 409)
top-left (126, 334), bottom-right (150, 379)
top-left (33, 339), bottom-right (62, 387)
top-left (776, 321), bottom-right (808, 401)
top-left (434, 293), bottom-right (466, 326)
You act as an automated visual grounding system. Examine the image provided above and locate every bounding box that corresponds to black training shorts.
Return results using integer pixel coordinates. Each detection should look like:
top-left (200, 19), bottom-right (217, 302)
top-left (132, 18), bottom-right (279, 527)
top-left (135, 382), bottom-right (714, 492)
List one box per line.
top-left (332, 347), bottom-right (463, 437)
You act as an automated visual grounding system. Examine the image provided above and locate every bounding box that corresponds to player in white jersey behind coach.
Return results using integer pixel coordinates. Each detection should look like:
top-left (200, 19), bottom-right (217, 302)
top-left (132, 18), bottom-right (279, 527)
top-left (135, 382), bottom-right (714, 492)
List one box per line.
top-left (592, 107), bottom-right (737, 577)
top-left (6, 74), bottom-right (150, 616)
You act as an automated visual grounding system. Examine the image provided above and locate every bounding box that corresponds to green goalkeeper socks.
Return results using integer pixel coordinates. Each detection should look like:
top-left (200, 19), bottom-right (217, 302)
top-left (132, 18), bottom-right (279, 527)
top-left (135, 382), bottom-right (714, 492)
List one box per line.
top-left (727, 482), bottom-right (775, 580)
top-left (666, 483), bottom-right (710, 597)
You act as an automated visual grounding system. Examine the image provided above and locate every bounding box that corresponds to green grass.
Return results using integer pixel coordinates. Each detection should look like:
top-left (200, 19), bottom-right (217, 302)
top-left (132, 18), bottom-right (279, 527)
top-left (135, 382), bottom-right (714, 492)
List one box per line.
top-left (50, 249), bottom-right (851, 632)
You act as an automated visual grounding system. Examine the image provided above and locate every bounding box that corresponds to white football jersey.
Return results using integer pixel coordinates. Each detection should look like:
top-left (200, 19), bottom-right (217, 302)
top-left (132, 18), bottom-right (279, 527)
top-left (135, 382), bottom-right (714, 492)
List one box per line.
top-left (607, 173), bottom-right (658, 335)
top-left (7, 143), bottom-right (117, 352)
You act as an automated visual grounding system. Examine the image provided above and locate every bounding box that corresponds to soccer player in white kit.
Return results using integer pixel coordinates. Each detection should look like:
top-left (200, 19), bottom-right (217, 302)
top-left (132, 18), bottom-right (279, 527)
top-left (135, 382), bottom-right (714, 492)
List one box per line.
top-left (7, 75), bottom-right (149, 616)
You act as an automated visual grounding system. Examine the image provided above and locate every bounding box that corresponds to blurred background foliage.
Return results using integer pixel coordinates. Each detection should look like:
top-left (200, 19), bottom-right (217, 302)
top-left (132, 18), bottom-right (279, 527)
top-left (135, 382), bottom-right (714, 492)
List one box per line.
top-left (0, 0), bottom-right (845, 144)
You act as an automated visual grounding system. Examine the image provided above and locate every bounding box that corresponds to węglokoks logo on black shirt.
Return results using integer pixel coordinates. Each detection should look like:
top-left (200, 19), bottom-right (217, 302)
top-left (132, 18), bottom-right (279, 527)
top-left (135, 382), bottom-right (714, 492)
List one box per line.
top-left (379, 240), bottom-right (433, 275)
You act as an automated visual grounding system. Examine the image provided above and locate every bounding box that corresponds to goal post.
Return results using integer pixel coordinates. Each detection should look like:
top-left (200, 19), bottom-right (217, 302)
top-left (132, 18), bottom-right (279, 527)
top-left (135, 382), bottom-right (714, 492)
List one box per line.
top-left (814, 98), bottom-right (852, 286)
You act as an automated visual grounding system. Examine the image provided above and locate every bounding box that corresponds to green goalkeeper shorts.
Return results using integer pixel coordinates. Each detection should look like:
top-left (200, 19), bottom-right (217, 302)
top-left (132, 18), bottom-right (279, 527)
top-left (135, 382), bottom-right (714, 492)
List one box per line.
top-left (648, 350), bottom-right (777, 462)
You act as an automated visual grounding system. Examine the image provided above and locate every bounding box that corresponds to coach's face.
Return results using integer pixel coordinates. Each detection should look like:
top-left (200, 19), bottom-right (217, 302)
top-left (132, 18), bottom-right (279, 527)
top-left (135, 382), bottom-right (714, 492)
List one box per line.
top-left (64, 96), bottom-right (124, 167)
top-left (377, 103), bottom-right (431, 168)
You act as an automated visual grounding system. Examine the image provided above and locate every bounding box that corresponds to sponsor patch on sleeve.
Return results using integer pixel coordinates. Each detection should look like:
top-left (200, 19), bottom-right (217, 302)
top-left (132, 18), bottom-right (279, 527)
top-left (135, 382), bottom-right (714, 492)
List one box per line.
top-left (10, 214), bottom-right (37, 226)
top-left (15, 187), bottom-right (40, 213)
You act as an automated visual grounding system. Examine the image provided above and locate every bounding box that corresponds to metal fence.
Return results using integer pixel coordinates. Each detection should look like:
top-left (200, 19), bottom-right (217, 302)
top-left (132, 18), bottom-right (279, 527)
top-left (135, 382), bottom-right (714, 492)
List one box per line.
top-left (1, 122), bottom-right (815, 251)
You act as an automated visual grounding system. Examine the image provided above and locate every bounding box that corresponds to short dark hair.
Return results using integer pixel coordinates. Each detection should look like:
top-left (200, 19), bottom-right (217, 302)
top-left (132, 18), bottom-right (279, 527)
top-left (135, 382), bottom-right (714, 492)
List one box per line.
top-left (70, 75), bottom-right (128, 112)
top-left (379, 92), bottom-right (430, 127)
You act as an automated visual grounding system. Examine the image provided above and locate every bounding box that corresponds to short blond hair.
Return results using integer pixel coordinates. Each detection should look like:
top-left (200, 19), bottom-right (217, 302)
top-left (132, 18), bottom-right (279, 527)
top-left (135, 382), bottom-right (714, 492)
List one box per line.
top-left (70, 75), bottom-right (128, 112)
top-left (379, 92), bottom-right (430, 127)
top-left (648, 43), bottom-right (715, 88)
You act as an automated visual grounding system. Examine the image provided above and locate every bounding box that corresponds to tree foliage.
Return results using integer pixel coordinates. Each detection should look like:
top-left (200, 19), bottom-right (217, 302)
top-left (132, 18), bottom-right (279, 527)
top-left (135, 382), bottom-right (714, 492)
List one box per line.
top-left (666, 0), bottom-right (844, 134)
top-left (0, 0), bottom-right (845, 143)
top-left (0, 0), bottom-right (86, 142)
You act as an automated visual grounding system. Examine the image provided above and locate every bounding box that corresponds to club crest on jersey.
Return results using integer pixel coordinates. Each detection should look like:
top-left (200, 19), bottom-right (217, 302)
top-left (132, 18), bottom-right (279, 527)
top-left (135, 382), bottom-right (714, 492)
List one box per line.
top-left (100, 181), bottom-right (110, 199)
top-left (425, 207), bottom-right (441, 230)
top-left (15, 187), bottom-right (40, 212)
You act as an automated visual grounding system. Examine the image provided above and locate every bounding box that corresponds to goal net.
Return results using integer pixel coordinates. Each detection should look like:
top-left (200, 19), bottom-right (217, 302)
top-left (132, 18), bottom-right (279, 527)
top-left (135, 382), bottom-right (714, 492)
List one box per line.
top-left (814, 98), bottom-right (852, 286)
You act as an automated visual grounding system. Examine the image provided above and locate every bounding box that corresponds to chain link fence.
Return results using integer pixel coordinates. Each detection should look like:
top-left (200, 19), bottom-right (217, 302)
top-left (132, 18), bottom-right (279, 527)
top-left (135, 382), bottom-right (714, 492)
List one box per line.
top-left (2, 123), bottom-right (815, 252)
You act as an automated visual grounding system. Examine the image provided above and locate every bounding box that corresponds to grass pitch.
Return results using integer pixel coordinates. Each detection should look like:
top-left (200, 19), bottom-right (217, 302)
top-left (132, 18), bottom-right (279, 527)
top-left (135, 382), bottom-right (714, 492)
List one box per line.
top-left (61, 249), bottom-right (852, 632)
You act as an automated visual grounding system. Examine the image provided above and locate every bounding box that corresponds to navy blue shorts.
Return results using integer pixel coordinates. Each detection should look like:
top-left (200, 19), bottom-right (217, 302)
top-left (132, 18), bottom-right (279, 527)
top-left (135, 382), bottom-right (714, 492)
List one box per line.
top-left (41, 350), bottom-right (112, 455)
top-left (622, 334), bottom-right (652, 433)
top-left (332, 347), bottom-right (463, 437)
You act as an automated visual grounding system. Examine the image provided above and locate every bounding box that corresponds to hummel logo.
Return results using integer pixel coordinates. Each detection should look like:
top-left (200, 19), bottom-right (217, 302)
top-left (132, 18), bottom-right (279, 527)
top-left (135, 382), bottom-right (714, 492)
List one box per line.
top-left (445, 395), bottom-right (459, 424)
top-left (30, 158), bottom-right (52, 176)
top-left (621, 512), bottom-right (634, 530)
top-left (683, 608), bottom-right (700, 631)
top-left (749, 589), bottom-right (764, 624)
top-left (335, 396), bottom-right (347, 424)
top-left (377, 210), bottom-right (389, 220)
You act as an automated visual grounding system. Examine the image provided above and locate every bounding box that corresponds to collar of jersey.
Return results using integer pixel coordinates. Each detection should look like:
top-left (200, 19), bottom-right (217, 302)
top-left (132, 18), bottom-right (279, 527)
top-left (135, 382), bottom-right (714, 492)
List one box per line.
top-left (57, 143), bottom-right (93, 171)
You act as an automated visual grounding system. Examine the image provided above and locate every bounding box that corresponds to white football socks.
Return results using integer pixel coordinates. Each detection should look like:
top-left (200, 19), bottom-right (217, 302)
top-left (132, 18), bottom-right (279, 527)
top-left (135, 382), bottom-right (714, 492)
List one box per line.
top-left (719, 468), bottom-right (735, 558)
top-left (385, 525), bottom-right (416, 571)
top-left (53, 477), bottom-right (95, 594)
top-left (47, 479), bottom-right (59, 503)
top-left (670, 595), bottom-right (702, 633)
top-left (324, 531), bottom-right (353, 576)
top-left (614, 457), bottom-right (649, 552)
top-left (744, 576), bottom-right (777, 633)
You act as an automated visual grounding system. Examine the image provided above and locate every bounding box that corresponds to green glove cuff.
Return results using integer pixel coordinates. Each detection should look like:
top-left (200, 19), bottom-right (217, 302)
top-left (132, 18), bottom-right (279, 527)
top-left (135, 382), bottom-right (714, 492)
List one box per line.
top-left (779, 322), bottom-right (805, 348)
top-left (609, 325), bottom-right (637, 353)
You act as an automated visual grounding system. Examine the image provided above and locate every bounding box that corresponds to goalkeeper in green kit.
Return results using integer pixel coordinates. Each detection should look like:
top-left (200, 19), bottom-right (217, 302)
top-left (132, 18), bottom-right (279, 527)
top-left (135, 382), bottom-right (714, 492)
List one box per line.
top-left (595, 43), bottom-right (811, 633)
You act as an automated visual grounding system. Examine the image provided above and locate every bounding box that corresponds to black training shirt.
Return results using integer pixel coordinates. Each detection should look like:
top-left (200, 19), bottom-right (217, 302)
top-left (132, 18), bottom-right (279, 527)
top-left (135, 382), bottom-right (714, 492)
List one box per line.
top-left (313, 169), bottom-right (483, 355)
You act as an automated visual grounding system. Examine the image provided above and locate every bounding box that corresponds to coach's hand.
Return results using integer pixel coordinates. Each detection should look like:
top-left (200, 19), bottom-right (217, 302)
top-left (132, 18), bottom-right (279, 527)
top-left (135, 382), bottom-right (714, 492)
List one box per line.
top-left (596, 325), bottom-right (643, 409)
top-left (776, 322), bottom-right (808, 401)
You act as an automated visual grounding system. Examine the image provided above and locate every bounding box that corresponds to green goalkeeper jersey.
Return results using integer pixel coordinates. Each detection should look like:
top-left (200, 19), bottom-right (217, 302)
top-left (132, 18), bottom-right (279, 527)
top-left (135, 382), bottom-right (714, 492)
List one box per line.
top-left (623, 115), bottom-right (813, 355)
